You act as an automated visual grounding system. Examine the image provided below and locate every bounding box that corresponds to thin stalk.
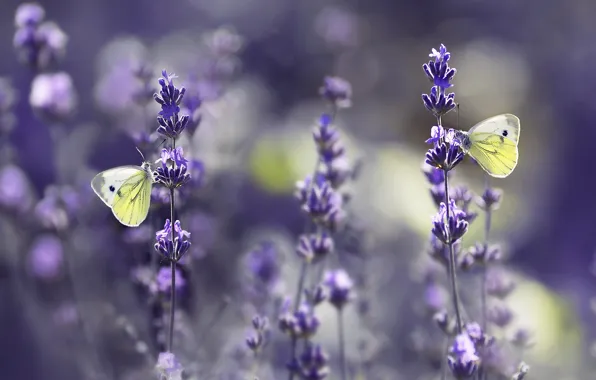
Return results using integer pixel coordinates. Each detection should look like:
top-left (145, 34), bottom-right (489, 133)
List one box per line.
top-left (479, 174), bottom-right (493, 380)
top-left (167, 139), bottom-right (177, 353)
top-left (338, 309), bottom-right (347, 380)
top-left (438, 115), bottom-right (463, 333)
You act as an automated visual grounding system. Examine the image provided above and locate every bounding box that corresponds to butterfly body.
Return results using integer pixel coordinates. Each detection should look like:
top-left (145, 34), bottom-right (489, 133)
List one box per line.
top-left (455, 113), bottom-right (520, 178)
top-left (91, 162), bottom-right (154, 227)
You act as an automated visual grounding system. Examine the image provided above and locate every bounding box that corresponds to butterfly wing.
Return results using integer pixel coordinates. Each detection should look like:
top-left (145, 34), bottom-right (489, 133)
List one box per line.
top-left (468, 113), bottom-right (520, 145)
top-left (467, 113), bottom-right (520, 178)
top-left (468, 134), bottom-right (518, 178)
top-left (111, 170), bottom-right (153, 227)
top-left (91, 166), bottom-right (145, 207)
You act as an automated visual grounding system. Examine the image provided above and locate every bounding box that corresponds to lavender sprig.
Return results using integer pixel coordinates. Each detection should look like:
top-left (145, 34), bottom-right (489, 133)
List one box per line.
top-left (152, 70), bottom-right (193, 355)
top-left (422, 44), bottom-right (465, 336)
top-left (286, 77), bottom-right (352, 380)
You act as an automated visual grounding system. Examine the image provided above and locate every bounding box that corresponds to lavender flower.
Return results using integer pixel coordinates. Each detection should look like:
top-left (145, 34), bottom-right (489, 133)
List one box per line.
top-left (154, 147), bottom-right (191, 189)
top-left (279, 303), bottom-right (320, 340)
top-left (247, 241), bottom-right (281, 286)
top-left (323, 269), bottom-right (354, 310)
top-left (485, 267), bottom-right (516, 299)
top-left (246, 315), bottom-right (269, 353)
top-left (0, 164), bottom-right (33, 213)
top-left (297, 176), bottom-right (345, 232)
top-left (154, 219), bottom-right (191, 262)
top-left (422, 85), bottom-right (456, 117)
top-left (447, 333), bottom-right (480, 379)
top-left (29, 72), bottom-right (77, 122)
top-left (156, 266), bottom-right (186, 294)
top-left (28, 234), bottom-right (63, 280)
top-left (488, 303), bottom-right (514, 328)
top-left (296, 233), bottom-right (334, 263)
top-left (34, 185), bottom-right (80, 231)
top-left (509, 328), bottom-right (534, 349)
top-left (460, 243), bottom-right (502, 269)
top-left (13, 3), bottom-right (67, 70)
top-left (319, 76), bottom-right (352, 108)
top-left (431, 200), bottom-right (469, 245)
top-left (476, 187), bottom-right (503, 211)
top-left (425, 141), bottom-right (465, 172)
top-left (423, 44), bottom-right (457, 89)
top-left (288, 344), bottom-right (330, 380)
top-left (156, 352), bottom-right (184, 380)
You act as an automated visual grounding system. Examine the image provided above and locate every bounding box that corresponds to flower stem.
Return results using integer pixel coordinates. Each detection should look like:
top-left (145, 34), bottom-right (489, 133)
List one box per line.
top-left (479, 174), bottom-right (492, 380)
top-left (338, 308), bottom-right (347, 380)
top-left (168, 139), bottom-right (177, 353)
top-left (438, 115), bottom-right (463, 333)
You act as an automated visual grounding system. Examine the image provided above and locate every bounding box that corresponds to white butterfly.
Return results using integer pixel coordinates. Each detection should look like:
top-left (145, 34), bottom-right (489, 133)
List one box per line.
top-left (91, 161), bottom-right (154, 227)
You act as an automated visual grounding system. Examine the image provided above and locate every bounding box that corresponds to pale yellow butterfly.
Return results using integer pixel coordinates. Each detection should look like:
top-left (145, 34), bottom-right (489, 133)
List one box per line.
top-left (91, 158), bottom-right (154, 227)
top-left (456, 113), bottom-right (520, 178)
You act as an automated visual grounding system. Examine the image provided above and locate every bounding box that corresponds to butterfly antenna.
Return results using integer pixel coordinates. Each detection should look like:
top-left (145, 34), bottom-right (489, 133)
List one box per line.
top-left (135, 146), bottom-right (147, 162)
top-left (456, 103), bottom-right (460, 130)
top-left (158, 139), bottom-right (167, 148)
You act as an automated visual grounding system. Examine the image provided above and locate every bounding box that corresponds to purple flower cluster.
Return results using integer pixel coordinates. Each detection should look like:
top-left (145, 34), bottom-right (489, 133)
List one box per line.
top-left (13, 3), bottom-right (67, 70)
top-left (154, 219), bottom-right (191, 263)
top-left (419, 44), bottom-right (531, 380)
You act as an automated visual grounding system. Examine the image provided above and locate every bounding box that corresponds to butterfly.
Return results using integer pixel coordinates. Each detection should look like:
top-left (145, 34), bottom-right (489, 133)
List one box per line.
top-left (91, 160), bottom-right (155, 227)
top-left (455, 113), bottom-right (520, 178)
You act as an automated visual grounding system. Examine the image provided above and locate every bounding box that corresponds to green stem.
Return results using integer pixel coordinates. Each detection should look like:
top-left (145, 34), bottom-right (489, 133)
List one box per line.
top-left (167, 139), bottom-right (177, 353)
top-left (338, 309), bottom-right (347, 380)
top-left (438, 115), bottom-right (463, 334)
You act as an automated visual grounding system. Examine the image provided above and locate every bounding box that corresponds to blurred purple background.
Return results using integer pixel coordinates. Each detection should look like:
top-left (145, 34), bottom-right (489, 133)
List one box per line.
top-left (1, 0), bottom-right (596, 378)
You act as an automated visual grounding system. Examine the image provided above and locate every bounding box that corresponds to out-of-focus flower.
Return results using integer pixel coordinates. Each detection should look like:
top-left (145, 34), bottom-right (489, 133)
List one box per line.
top-left (52, 302), bottom-right (78, 326)
top-left (464, 322), bottom-right (494, 347)
top-left (14, 3), bottom-right (45, 27)
top-left (29, 72), bottom-right (77, 122)
top-left (296, 233), bottom-right (334, 263)
top-left (460, 243), bottom-right (502, 270)
top-left (14, 3), bottom-right (67, 70)
top-left (278, 303), bottom-right (320, 340)
top-left (486, 267), bottom-right (516, 299)
top-left (424, 281), bottom-right (448, 313)
top-left (323, 269), bottom-right (354, 309)
top-left (0, 164), bottom-right (34, 213)
top-left (246, 315), bottom-right (269, 353)
top-left (509, 328), bottom-right (534, 349)
top-left (296, 174), bottom-right (345, 232)
top-left (476, 187), bottom-right (503, 211)
top-left (154, 219), bottom-right (191, 262)
top-left (246, 241), bottom-right (280, 286)
top-left (156, 266), bottom-right (186, 294)
top-left (154, 147), bottom-right (191, 189)
top-left (156, 352), bottom-right (183, 380)
top-left (447, 333), bottom-right (479, 379)
top-left (28, 234), bottom-right (63, 280)
top-left (511, 361), bottom-right (530, 380)
top-left (34, 185), bottom-right (80, 231)
top-left (203, 26), bottom-right (244, 57)
top-left (431, 199), bottom-right (469, 245)
top-left (314, 6), bottom-right (359, 48)
top-left (488, 303), bottom-right (514, 328)
top-left (287, 344), bottom-right (330, 380)
top-left (319, 76), bottom-right (352, 108)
